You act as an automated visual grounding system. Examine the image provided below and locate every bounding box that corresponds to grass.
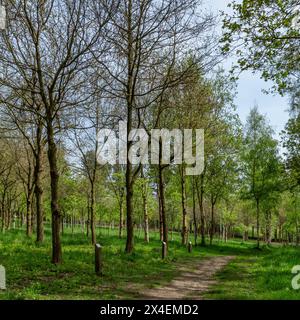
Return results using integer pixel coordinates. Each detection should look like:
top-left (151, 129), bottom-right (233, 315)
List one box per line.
top-left (0, 226), bottom-right (208, 300)
top-left (0, 226), bottom-right (300, 300)
top-left (204, 244), bottom-right (300, 300)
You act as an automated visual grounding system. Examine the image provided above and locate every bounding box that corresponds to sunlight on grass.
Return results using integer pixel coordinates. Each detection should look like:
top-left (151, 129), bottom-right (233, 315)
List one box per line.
top-left (1, 227), bottom-right (300, 300)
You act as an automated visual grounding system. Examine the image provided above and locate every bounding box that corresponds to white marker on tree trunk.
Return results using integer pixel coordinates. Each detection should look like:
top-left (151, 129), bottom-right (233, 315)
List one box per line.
top-left (0, 265), bottom-right (6, 290)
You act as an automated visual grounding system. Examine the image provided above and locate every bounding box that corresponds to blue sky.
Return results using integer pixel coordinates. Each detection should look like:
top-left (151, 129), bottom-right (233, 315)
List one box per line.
top-left (208, 0), bottom-right (290, 139)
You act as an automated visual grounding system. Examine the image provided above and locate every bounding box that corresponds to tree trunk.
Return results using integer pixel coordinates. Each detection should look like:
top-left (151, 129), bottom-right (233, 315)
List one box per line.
top-left (119, 201), bottom-right (123, 239)
top-left (125, 172), bottom-right (134, 253)
top-left (180, 166), bottom-right (188, 246)
top-left (34, 136), bottom-right (44, 243)
top-left (61, 217), bottom-right (64, 235)
top-left (158, 159), bottom-right (168, 247)
top-left (157, 181), bottom-right (163, 241)
top-left (86, 202), bottom-right (90, 237)
top-left (196, 175), bottom-right (206, 246)
top-left (192, 177), bottom-right (197, 246)
top-left (256, 199), bottom-right (260, 249)
top-left (125, 1), bottom-right (134, 254)
top-left (141, 168), bottom-right (149, 243)
top-left (90, 183), bottom-right (96, 245)
top-left (143, 188), bottom-right (149, 243)
top-left (274, 228), bottom-right (278, 242)
top-left (210, 200), bottom-right (215, 245)
top-left (26, 196), bottom-right (32, 237)
top-left (47, 120), bottom-right (62, 264)
top-left (265, 210), bottom-right (272, 245)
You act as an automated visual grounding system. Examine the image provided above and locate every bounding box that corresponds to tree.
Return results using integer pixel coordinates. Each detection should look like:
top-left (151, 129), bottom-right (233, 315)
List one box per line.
top-left (222, 0), bottom-right (300, 93)
top-left (241, 107), bottom-right (282, 248)
top-left (0, 0), bottom-right (112, 263)
top-left (98, 0), bottom-right (216, 253)
top-left (283, 85), bottom-right (300, 189)
top-left (1, 106), bottom-right (47, 242)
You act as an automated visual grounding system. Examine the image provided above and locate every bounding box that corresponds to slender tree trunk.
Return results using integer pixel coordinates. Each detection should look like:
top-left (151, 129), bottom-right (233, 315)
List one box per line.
top-left (256, 199), bottom-right (260, 249)
top-left (192, 177), bottom-right (197, 246)
top-left (210, 199), bottom-right (215, 246)
top-left (119, 201), bottom-right (123, 239)
top-left (125, 171), bottom-right (134, 253)
top-left (61, 216), bottom-right (64, 235)
top-left (157, 181), bottom-right (163, 241)
top-left (86, 201), bottom-right (90, 237)
top-left (274, 227), bottom-right (278, 242)
top-left (26, 195), bottom-right (32, 237)
top-left (31, 199), bottom-right (35, 233)
top-left (265, 210), bottom-right (272, 245)
top-left (180, 166), bottom-right (188, 246)
top-left (71, 214), bottom-right (74, 234)
top-left (35, 139), bottom-right (44, 243)
top-left (47, 120), bottom-right (62, 264)
top-left (196, 175), bottom-right (206, 246)
top-left (125, 117), bottom-right (134, 253)
top-left (125, 0), bottom-right (134, 254)
top-left (90, 183), bottom-right (96, 245)
top-left (141, 168), bottom-right (149, 243)
top-left (158, 151), bottom-right (168, 247)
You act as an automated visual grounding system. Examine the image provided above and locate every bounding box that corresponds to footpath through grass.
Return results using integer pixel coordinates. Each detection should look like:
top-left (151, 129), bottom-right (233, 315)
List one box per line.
top-left (0, 227), bottom-right (211, 300)
top-left (0, 227), bottom-right (300, 300)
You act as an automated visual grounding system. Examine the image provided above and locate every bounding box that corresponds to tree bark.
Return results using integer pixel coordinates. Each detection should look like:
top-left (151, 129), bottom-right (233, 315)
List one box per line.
top-left (180, 165), bottom-right (188, 246)
top-left (158, 152), bottom-right (168, 247)
top-left (90, 183), bottom-right (96, 245)
top-left (157, 181), bottom-right (163, 241)
top-left (256, 199), bottom-right (260, 249)
top-left (119, 201), bottom-right (123, 239)
top-left (209, 199), bottom-right (215, 246)
top-left (192, 177), bottom-right (197, 246)
top-left (125, 1), bottom-right (135, 253)
top-left (265, 210), bottom-right (272, 245)
top-left (141, 168), bottom-right (149, 243)
top-left (47, 120), bottom-right (62, 264)
top-left (26, 195), bottom-right (32, 237)
top-left (125, 168), bottom-right (134, 253)
top-left (34, 123), bottom-right (44, 243)
top-left (196, 175), bottom-right (206, 246)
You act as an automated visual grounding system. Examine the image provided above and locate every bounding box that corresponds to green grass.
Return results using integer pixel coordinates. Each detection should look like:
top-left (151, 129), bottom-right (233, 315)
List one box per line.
top-left (204, 243), bottom-right (300, 300)
top-left (0, 227), bottom-right (210, 300)
top-left (1, 227), bottom-right (300, 300)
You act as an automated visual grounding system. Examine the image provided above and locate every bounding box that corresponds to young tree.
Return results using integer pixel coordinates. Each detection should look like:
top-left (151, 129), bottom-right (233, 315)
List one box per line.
top-left (1, 106), bottom-right (46, 242)
top-left (241, 107), bottom-right (282, 248)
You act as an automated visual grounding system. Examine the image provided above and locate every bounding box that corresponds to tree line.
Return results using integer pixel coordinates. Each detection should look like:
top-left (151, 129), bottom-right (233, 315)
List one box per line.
top-left (0, 0), bottom-right (299, 264)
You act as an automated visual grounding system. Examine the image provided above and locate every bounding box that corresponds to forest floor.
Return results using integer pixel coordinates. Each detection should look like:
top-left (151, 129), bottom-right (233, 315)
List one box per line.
top-left (0, 227), bottom-right (300, 300)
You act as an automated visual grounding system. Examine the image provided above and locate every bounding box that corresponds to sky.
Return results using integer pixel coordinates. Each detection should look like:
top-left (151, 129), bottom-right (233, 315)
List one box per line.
top-left (208, 0), bottom-right (290, 140)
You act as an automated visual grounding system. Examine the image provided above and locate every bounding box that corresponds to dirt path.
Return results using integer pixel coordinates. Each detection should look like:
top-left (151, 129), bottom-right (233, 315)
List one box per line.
top-left (138, 256), bottom-right (235, 300)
